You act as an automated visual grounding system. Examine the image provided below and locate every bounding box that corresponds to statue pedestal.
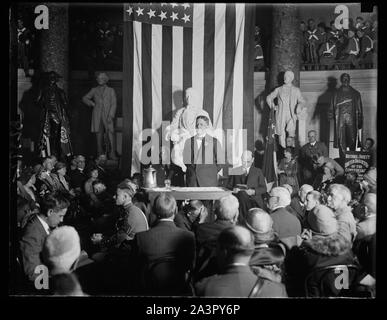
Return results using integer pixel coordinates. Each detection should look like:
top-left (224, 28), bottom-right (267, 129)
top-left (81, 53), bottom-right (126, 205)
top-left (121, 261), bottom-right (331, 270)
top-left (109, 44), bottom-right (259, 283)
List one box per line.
top-left (298, 118), bottom-right (306, 147)
top-left (329, 119), bottom-right (340, 159)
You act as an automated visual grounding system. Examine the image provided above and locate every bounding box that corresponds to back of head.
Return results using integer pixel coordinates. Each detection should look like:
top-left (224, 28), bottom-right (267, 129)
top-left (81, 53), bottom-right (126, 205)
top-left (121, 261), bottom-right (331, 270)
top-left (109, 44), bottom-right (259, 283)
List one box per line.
top-left (300, 184), bottom-right (313, 196)
top-left (270, 187), bottom-right (291, 207)
top-left (245, 208), bottom-right (275, 243)
top-left (154, 193), bottom-right (177, 219)
top-left (43, 226), bottom-right (81, 274)
top-left (217, 225), bottom-right (255, 257)
top-left (307, 190), bottom-right (322, 203)
top-left (54, 162), bottom-right (67, 172)
top-left (39, 192), bottom-right (70, 217)
top-left (308, 205), bottom-right (338, 236)
top-left (281, 184), bottom-right (293, 198)
top-left (328, 184), bottom-right (352, 205)
top-left (215, 194), bottom-right (239, 222)
top-left (117, 179), bottom-right (137, 198)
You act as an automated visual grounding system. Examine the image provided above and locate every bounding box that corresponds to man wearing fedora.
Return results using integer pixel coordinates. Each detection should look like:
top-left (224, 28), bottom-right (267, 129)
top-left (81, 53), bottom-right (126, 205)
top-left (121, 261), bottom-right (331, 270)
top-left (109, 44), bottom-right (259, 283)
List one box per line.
top-left (82, 72), bottom-right (117, 160)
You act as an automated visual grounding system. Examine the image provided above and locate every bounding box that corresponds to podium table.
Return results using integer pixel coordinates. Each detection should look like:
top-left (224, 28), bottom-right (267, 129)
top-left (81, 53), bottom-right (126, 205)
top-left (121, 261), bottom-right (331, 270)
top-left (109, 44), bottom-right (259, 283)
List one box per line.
top-left (143, 186), bottom-right (232, 204)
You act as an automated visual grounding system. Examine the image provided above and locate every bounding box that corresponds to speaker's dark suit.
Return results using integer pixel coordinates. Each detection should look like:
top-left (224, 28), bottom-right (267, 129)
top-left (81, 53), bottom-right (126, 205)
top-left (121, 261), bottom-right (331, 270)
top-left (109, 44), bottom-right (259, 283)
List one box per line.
top-left (183, 134), bottom-right (224, 187)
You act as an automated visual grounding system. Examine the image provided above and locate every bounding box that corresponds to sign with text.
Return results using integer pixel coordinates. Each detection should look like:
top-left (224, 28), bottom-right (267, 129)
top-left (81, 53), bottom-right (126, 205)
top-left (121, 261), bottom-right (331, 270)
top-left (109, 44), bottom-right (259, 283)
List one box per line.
top-left (344, 151), bottom-right (371, 181)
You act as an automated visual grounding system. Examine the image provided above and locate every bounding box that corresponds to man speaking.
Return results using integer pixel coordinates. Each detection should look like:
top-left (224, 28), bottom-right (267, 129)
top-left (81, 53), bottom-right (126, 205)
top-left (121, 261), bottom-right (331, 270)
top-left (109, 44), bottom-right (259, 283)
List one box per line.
top-left (183, 116), bottom-right (224, 187)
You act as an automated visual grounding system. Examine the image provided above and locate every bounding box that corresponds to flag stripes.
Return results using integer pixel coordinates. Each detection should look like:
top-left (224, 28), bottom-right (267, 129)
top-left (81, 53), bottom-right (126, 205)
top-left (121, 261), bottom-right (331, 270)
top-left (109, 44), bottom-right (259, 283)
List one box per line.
top-left (151, 24), bottom-right (163, 131)
top-left (122, 3), bottom-right (256, 176)
top-left (203, 4), bottom-right (215, 121)
top-left (161, 25), bottom-right (173, 121)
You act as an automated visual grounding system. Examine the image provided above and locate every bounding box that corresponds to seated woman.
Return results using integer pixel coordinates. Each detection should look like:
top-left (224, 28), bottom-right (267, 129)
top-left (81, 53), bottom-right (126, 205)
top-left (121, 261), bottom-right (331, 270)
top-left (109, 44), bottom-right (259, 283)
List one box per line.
top-left (244, 208), bottom-right (288, 297)
top-left (285, 205), bottom-right (356, 297)
top-left (17, 167), bottom-right (40, 228)
top-left (312, 162), bottom-right (338, 194)
top-left (52, 162), bottom-right (75, 196)
top-left (277, 147), bottom-right (299, 195)
top-left (84, 166), bottom-right (100, 205)
top-left (35, 165), bottom-right (57, 197)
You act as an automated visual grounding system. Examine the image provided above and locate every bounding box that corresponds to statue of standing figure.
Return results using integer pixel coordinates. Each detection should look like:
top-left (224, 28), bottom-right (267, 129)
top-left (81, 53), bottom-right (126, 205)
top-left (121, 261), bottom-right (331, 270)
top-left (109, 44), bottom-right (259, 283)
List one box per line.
top-left (82, 72), bottom-right (117, 160)
top-left (37, 71), bottom-right (73, 159)
top-left (266, 70), bottom-right (306, 149)
top-left (331, 73), bottom-right (363, 158)
top-left (165, 87), bottom-right (213, 172)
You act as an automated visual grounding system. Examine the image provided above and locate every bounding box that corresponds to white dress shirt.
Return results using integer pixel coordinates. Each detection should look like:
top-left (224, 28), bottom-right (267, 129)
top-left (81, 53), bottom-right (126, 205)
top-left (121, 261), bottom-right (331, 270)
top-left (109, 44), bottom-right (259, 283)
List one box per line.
top-left (37, 215), bottom-right (50, 235)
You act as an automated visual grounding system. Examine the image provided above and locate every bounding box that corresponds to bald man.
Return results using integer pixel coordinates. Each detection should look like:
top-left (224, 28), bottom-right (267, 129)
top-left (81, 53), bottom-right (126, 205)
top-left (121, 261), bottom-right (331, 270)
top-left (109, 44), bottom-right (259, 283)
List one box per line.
top-left (195, 226), bottom-right (257, 297)
top-left (266, 70), bottom-right (306, 149)
top-left (227, 150), bottom-right (267, 223)
top-left (289, 184), bottom-right (314, 225)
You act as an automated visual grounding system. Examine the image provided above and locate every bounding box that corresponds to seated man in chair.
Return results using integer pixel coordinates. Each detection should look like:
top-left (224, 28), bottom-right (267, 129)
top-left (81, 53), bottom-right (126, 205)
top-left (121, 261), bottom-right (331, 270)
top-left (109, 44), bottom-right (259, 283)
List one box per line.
top-left (227, 150), bottom-right (267, 224)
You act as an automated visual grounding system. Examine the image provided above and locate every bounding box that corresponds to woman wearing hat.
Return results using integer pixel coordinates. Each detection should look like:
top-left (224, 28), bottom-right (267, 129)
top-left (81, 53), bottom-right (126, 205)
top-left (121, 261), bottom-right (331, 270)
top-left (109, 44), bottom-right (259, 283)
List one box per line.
top-left (17, 167), bottom-right (40, 228)
top-left (312, 161), bottom-right (338, 194)
top-left (245, 208), bottom-right (288, 297)
top-left (285, 204), bottom-right (356, 297)
top-left (52, 162), bottom-right (75, 196)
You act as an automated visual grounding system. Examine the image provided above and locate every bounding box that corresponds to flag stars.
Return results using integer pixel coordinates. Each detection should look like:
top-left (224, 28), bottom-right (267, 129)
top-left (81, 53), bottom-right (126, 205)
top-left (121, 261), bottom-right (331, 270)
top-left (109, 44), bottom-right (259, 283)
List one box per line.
top-left (126, 6), bottom-right (133, 15)
top-left (182, 3), bottom-right (190, 10)
top-left (182, 13), bottom-right (190, 23)
top-left (171, 3), bottom-right (178, 8)
top-left (170, 11), bottom-right (179, 21)
top-left (159, 10), bottom-right (167, 21)
top-left (136, 7), bottom-right (144, 16)
top-left (147, 8), bottom-right (156, 19)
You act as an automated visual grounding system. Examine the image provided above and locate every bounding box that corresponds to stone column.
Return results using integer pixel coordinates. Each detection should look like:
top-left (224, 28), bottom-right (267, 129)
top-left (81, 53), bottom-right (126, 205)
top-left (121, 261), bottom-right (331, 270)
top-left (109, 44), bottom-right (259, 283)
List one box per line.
top-left (40, 3), bottom-right (69, 93)
top-left (268, 5), bottom-right (306, 145)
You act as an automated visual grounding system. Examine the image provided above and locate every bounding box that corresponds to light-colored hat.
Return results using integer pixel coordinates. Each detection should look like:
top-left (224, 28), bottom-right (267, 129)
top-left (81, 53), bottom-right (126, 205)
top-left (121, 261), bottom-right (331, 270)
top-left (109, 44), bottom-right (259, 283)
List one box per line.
top-left (308, 205), bottom-right (338, 236)
top-left (245, 208), bottom-right (273, 234)
top-left (43, 226), bottom-right (81, 273)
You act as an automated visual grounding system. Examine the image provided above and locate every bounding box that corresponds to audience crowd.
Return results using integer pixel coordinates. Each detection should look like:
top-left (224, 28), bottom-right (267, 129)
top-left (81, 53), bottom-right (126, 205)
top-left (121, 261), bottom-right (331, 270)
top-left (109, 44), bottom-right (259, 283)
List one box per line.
top-left (14, 126), bottom-right (376, 297)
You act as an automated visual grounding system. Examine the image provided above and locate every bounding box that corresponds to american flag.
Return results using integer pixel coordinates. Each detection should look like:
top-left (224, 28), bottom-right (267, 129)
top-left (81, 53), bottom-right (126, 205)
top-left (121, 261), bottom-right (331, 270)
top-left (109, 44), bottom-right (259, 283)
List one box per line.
top-left (122, 3), bottom-right (256, 175)
top-left (262, 107), bottom-right (278, 185)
